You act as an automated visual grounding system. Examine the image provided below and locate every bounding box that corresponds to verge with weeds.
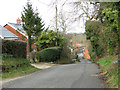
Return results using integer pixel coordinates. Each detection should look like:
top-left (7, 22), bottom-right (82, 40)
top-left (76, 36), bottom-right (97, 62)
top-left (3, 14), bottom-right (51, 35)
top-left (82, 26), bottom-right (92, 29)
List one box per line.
top-left (2, 57), bottom-right (39, 80)
top-left (97, 56), bottom-right (118, 88)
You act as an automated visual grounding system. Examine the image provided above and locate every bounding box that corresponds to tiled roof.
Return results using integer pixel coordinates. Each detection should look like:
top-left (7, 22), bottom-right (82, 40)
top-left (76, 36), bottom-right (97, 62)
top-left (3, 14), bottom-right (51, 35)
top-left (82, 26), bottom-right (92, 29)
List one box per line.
top-left (8, 23), bottom-right (37, 39)
top-left (8, 22), bottom-right (26, 35)
top-left (0, 25), bottom-right (18, 39)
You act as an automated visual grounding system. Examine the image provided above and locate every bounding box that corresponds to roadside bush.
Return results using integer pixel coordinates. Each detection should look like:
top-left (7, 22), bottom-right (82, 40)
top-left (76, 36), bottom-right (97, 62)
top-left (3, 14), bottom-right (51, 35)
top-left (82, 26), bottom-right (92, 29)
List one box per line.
top-left (55, 58), bottom-right (75, 64)
top-left (60, 46), bottom-right (71, 59)
top-left (59, 37), bottom-right (71, 60)
top-left (27, 51), bottom-right (36, 63)
top-left (87, 42), bottom-right (96, 61)
top-left (2, 39), bottom-right (27, 58)
top-left (36, 47), bottom-right (62, 62)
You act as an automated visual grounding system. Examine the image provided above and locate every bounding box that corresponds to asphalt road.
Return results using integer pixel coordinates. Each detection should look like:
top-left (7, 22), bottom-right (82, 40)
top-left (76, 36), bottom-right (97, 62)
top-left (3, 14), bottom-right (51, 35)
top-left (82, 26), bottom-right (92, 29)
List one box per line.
top-left (2, 60), bottom-right (104, 88)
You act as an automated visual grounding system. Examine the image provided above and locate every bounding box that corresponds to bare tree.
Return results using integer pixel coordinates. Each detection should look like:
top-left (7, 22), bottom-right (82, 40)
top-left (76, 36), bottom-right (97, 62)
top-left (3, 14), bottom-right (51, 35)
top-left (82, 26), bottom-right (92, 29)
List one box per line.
top-left (49, 0), bottom-right (100, 33)
top-left (49, 0), bottom-right (72, 33)
top-left (37, 0), bottom-right (99, 33)
top-left (68, 1), bottom-right (100, 21)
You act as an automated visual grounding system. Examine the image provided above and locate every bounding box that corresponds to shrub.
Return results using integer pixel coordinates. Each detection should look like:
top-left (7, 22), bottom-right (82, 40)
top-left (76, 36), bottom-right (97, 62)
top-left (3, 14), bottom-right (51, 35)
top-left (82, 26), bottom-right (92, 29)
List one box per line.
top-left (27, 51), bottom-right (36, 63)
top-left (59, 39), bottom-right (71, 60)
top-left (56, 58), bottom-right (75, 64)
top-left (2, 39), bottom-right (27, 58)
top-left (36, 47), bottom-right (62, 62)
top-left (36, 30), bottom-right (66, 50)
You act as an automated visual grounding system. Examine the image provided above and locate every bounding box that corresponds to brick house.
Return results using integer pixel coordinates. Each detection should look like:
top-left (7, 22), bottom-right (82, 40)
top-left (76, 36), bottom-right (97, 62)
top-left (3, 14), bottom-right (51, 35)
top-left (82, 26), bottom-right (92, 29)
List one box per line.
top-left (0, 25), bottom-right (19, 40)
top-left (83, 45), bottom-right (90, 59)
top-left (3, 18), bottom-right (36, 53)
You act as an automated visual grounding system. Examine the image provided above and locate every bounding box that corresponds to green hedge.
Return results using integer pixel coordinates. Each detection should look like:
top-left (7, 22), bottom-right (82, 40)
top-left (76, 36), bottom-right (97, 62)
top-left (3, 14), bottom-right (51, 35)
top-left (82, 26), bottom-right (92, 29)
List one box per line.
top-left (36, 47), bottom-right (62, 62)
top-left (2, 40), bottom-right (27, 58)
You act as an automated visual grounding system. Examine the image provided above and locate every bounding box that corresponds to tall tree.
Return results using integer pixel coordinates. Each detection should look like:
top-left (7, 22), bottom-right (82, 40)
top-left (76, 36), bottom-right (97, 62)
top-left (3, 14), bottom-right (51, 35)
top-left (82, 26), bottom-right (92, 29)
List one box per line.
top-left (21, 2), bottom-right (45, 52)
top-left (85, 2), bottom-right (120, 58)
top-left (85, 20), bottom-right (103, 58)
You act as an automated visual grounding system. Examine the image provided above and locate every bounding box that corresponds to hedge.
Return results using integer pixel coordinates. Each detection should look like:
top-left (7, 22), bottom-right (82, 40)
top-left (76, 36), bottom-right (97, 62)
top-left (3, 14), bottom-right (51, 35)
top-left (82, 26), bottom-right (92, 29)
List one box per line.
top-left (2, 39), bottom-right (27, 58)
top-left (36, 47), bottom-right (62, 62)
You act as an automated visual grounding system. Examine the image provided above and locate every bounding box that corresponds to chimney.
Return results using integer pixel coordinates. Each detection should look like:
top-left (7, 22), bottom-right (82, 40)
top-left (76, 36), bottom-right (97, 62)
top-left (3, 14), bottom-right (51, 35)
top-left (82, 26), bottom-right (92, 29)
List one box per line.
top-left (17, 18), bottom-right (21, 24)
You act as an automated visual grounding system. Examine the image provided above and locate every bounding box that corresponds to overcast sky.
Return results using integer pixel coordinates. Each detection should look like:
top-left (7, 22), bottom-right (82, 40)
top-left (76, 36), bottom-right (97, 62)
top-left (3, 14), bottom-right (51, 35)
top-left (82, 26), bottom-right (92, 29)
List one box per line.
top-left (0, 0), bottom-right (91, 33)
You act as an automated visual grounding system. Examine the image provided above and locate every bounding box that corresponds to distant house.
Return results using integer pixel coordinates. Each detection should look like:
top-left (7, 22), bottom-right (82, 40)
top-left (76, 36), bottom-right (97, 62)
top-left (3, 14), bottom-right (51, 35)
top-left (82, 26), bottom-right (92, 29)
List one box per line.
top-left (2, 18), bottom-right (36, 53)
top-left (83, 45), bottom-right (90, 59)
top-left (0, 25), bottom-right (19, 40)
top-left (67, 33), bottom-right (88, 47)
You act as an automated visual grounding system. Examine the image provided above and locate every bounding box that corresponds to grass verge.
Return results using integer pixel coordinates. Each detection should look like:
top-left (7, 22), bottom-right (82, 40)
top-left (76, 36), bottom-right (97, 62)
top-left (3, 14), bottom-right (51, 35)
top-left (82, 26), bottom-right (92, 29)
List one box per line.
top-left (2, 65), bottom-right (39, 80)
top-left (2, 58), bottom-right (39, 80)
top-left (97, 55), bottom-right (118, 88)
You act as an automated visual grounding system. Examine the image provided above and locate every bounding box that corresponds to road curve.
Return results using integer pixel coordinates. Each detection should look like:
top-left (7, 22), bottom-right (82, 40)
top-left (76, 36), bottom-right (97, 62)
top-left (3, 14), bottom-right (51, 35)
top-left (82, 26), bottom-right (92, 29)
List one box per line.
top-left (2, 60), bottom-right (104, 88)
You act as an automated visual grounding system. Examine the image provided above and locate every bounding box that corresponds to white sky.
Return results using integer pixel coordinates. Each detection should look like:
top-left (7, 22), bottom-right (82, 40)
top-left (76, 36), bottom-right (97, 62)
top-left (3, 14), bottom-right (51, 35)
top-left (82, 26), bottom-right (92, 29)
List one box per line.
top-left (0, 0), bottom-right (86, 33)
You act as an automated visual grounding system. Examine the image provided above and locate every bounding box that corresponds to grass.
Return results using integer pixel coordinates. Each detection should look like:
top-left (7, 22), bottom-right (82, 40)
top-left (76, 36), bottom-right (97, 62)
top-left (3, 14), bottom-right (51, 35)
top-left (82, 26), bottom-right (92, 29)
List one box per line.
top-left (2, 65), bottom-right (39, 80)
top-left (2, 57), bottom-right (39, 80)
top-left (2, 57), bottom-right (30, 66)
top-left (56, 58), bottom-right (75, 64)
top-left (97, 55), bottom-right (118, 88)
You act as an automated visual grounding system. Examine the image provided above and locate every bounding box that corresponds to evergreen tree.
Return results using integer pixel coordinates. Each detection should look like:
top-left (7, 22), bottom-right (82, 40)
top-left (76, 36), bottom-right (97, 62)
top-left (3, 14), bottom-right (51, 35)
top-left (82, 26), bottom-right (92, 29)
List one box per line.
top-left (21, 2), bottom-right (45, 52)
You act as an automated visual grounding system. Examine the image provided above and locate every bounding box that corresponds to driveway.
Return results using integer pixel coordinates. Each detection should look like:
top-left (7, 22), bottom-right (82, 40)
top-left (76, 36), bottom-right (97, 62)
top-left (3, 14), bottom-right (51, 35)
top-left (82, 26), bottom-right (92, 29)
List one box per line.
top-left (2, 60), bottom-right (104, 88)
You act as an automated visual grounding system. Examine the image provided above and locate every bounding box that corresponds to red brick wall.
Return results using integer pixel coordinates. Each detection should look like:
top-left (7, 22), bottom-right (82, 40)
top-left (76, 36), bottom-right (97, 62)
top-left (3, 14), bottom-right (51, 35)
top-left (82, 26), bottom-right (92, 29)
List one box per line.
top-left (4, 24), bottom-right (29, 52)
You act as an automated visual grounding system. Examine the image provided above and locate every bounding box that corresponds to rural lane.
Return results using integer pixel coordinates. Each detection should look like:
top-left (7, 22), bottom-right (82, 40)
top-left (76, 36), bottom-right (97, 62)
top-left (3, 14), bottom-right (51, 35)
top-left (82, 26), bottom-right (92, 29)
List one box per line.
top-left (2, 60), bottom-right (104, 88)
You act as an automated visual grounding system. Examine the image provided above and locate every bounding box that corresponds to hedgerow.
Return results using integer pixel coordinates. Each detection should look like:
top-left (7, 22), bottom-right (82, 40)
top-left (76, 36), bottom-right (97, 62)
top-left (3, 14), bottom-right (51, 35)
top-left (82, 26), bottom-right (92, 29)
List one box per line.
top-left (2, 39), bottom-right (27, 58)
top-left (36, 47), bottom-right (62, 62)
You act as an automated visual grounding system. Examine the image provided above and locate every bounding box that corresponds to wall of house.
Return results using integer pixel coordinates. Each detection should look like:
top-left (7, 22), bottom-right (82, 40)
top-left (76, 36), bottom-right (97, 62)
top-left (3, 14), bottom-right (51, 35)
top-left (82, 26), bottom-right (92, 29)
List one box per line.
top-left (4, 24), bottom-right (29, 52)
top-left (83, 45), bottom-right (90, 59)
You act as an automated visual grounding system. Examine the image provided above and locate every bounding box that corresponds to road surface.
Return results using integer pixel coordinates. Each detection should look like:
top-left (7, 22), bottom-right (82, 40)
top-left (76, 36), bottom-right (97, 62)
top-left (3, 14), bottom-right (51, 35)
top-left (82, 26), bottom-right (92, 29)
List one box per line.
top-left (2, 60), bottom-right (104, 88)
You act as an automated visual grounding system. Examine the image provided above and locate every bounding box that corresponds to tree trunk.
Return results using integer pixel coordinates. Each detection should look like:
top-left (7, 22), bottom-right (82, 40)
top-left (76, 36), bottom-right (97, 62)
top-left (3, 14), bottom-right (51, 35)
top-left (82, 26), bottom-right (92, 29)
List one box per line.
top-left (28, 35), bottom-right (31, 52)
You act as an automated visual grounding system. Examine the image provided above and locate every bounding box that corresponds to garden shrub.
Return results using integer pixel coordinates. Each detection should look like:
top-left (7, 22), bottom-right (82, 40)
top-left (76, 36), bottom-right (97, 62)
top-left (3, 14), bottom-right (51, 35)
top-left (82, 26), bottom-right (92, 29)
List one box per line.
top-left (56, 58), bottom-right (75, 64)
top-left (27, 51), bottom-right (36, 63)
top-left (59, 39), bottom-right (71, 59)
top-left (36, 47), bottom-right (62, 62)
top-left (36, 30), bottom-right (66, 50)
top-left (2, 39), bottom-right (27, 58)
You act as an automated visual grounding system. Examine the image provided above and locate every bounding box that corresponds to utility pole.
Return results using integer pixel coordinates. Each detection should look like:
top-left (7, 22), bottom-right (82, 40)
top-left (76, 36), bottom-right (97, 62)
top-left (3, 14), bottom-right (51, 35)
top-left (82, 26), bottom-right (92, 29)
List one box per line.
top-left (55, 4), bottom-right (58, 46)
top-left (56, 5), bottom-right (58, 33)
